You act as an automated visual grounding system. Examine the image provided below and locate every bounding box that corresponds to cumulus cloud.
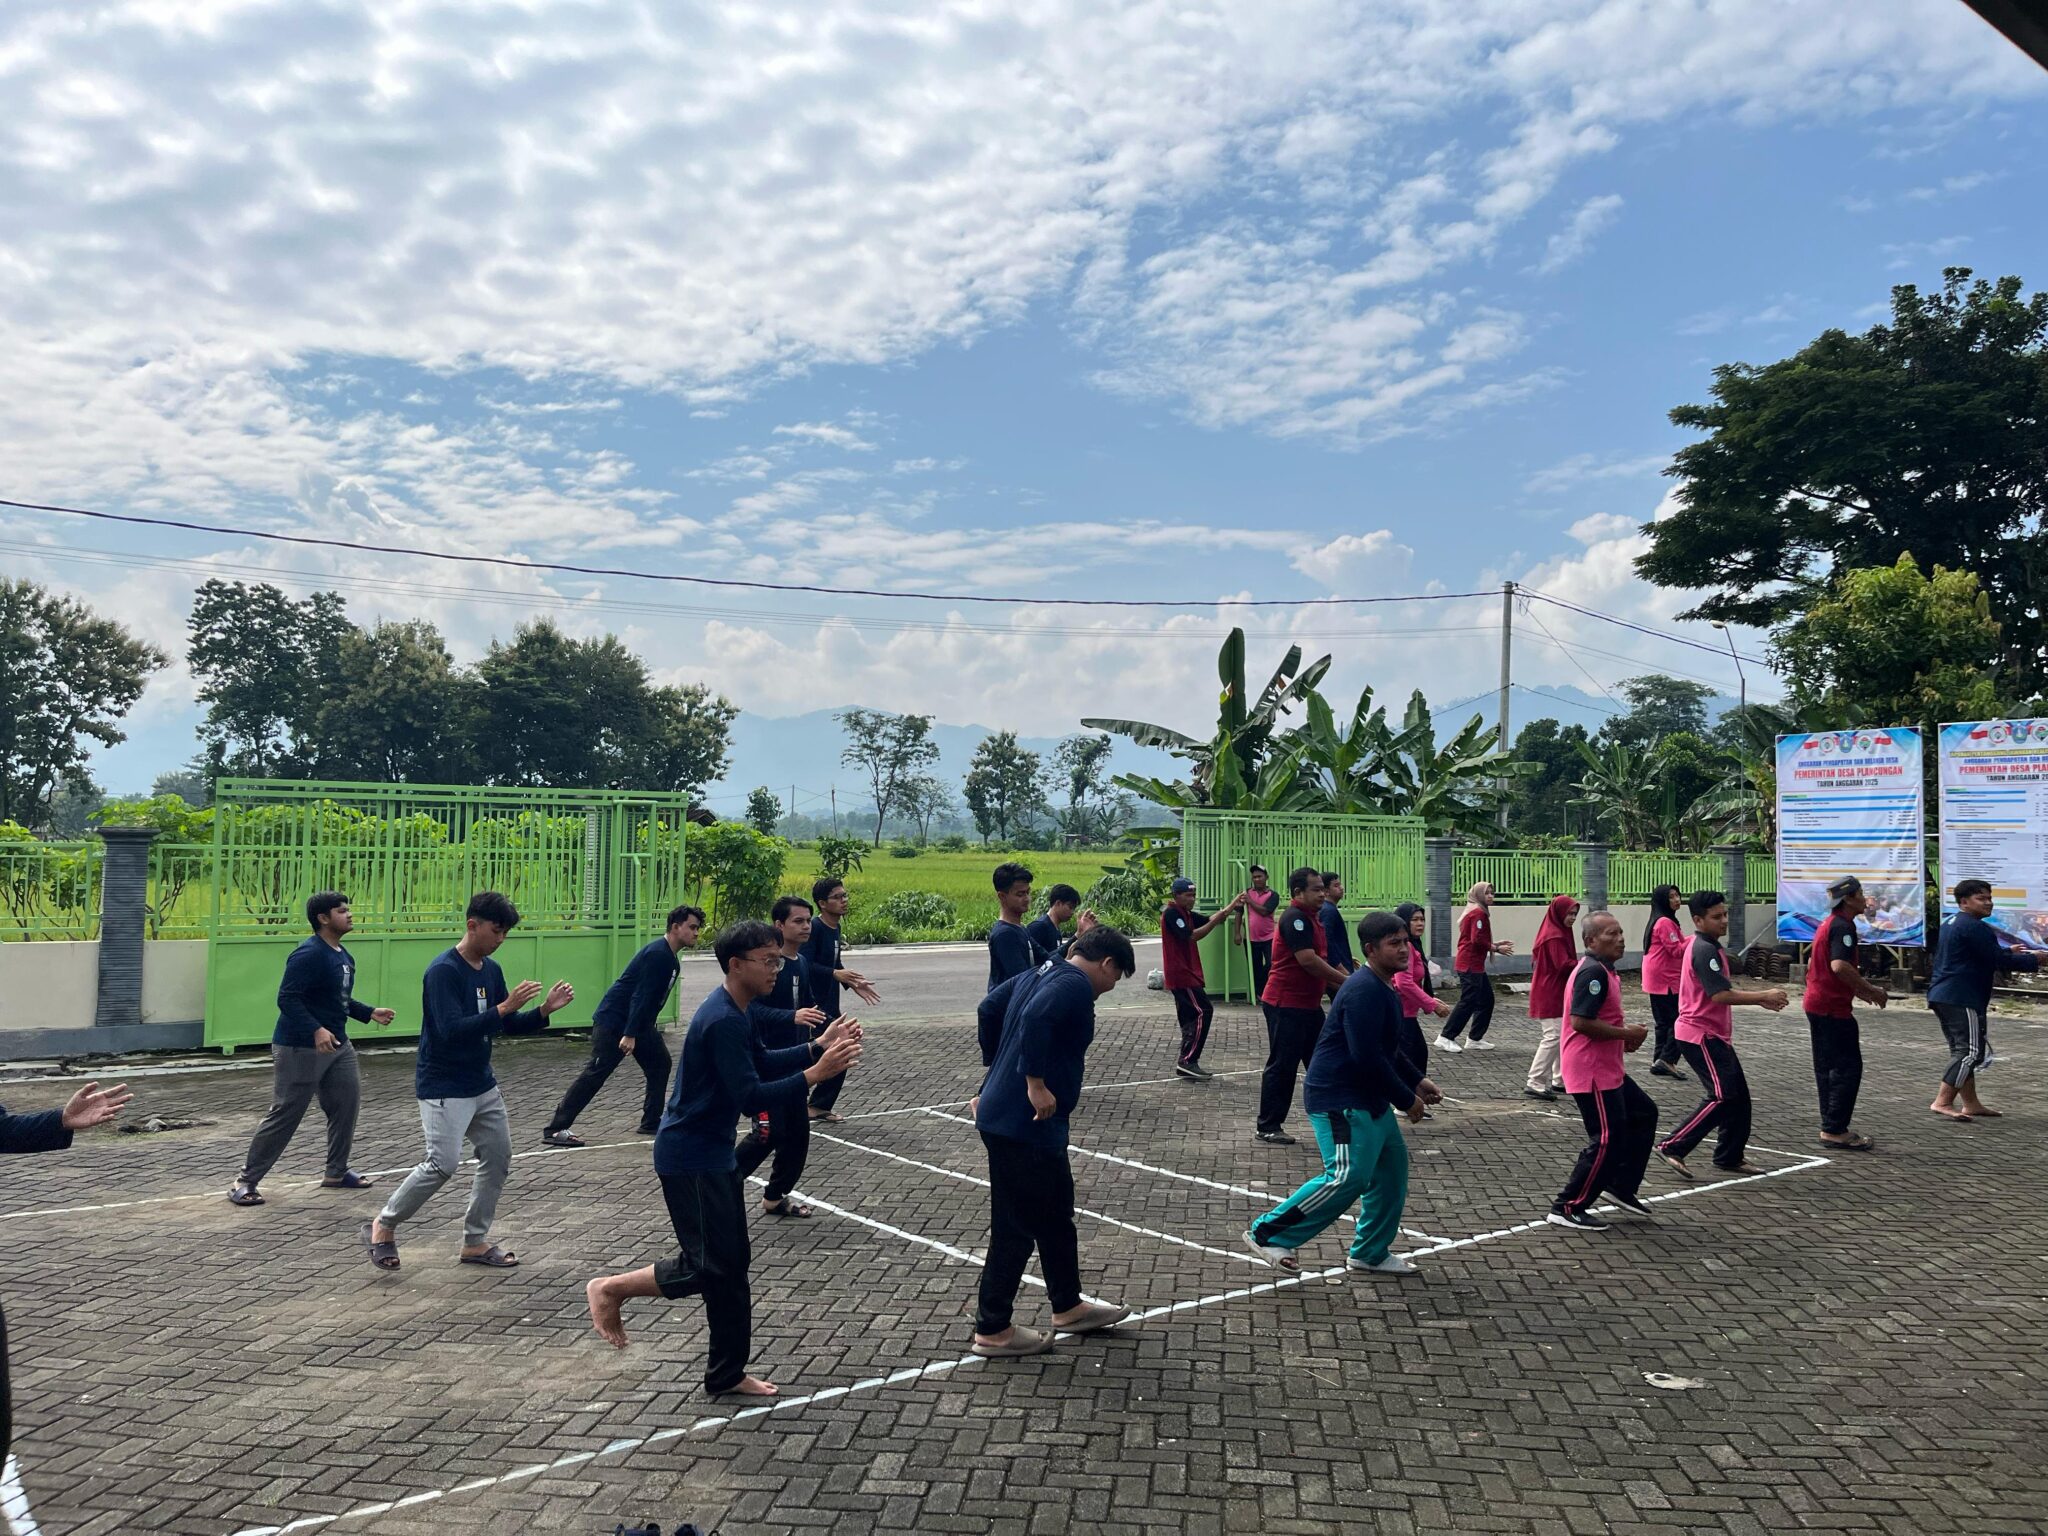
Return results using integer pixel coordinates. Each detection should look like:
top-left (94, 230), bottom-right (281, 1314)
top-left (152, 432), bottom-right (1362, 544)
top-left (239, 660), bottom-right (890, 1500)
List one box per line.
top-left (1536, 193), bottom-right (1624, 273)
top-left (1292, 530), bottom-right (1418, 592)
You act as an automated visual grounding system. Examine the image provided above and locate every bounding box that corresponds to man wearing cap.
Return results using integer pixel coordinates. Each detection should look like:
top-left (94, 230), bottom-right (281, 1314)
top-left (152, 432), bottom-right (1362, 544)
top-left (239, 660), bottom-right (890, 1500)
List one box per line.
top-left (1161, 879), bottom-right (1244, 1081)
top-left (1802, 876), bottom-right (1887, 1152)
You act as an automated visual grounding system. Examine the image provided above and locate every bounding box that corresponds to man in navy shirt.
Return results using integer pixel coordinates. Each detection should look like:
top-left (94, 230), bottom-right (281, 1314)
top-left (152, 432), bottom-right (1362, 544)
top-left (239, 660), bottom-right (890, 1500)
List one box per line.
top-left (803, 876), bottom-right (881, 1122)
top-left (542, 904), bottom-right (703, 1146)
top-left (1318, 871), bottom-right (1356, 977)
top-left (584, 921), bottom-right (860, 1398)
top-left (1929, 877), bottom-right (2043, 1120)
top-left (1244, 911), bottom-right (1441, 1277)
top-left (1027, 884), bottom-right (1095, 963)
top-left (230, 891), bottom-right (396, 1207)
top-left (735, 895), bottom-right (837, 1217)
top-left (4, 1080), bottom-right (130, 1463)
top-left (987, 861), bottom-right (1040, 990)
top-left (363, 892), bottom-right (572, 1272)
top-left (968, 925), bottom-right (1138, 1359)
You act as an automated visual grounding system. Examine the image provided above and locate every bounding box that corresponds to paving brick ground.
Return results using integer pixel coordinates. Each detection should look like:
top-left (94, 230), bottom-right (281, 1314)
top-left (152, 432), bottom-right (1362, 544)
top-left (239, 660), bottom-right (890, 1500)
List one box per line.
top-left (4, 949), bottom-right (2047, 1536)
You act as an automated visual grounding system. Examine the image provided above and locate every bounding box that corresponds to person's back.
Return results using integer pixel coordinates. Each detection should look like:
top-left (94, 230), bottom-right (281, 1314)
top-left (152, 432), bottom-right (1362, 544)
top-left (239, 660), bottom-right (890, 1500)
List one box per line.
top-left (977, 963), bottom-right (1097, 1148)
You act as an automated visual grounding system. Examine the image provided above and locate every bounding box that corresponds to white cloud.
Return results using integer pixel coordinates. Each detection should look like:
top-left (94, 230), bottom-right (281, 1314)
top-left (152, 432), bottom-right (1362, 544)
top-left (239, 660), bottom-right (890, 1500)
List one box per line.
top-left (1291, 530), bottom-right (1417, 592)
top-left (772, 422), bottom-right (878, 452)
top-left (1885, 234), bottom-right (1972, 269)
top-left (1536, 193), bottom-right (1624, 273)
top-left (1524, 451), bottom-right (1669, 495)
top-left (1567, 511), bottom-right (1637, 543)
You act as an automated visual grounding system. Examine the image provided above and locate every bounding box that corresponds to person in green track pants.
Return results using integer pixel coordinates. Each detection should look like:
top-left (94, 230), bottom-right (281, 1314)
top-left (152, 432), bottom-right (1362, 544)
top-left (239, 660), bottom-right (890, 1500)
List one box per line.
top-left (1243, 910), bottom-right (1440, 1278)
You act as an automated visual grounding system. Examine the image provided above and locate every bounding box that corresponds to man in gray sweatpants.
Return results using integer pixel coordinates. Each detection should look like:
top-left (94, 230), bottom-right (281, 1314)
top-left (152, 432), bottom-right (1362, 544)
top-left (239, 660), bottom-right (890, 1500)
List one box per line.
top-left (230, 892), bottom-right (395, 1206)
top-left (364, 891), bottom-right (572, 1271)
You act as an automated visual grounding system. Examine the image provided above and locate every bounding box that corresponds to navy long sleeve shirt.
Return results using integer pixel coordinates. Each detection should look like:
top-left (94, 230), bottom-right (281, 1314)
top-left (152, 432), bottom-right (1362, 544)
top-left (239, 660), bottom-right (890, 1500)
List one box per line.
top-left (0, 1102), bottom-right (72, 1155)
top-left (987, 920), bottom-right (1039, 991)
top-left (975, 961), bottom-right (1097, 1149)
top-left (415, 947), bottom-right (550, 1099)
top-left (593, 937), bottom-right (681, 1039)
top-left (1025, 913), bottom-right (1065, 963)
top-left (654, 984), bottom-right (815, 1175)
top-left (1319, 903), bottom-right (1355, 972)
top-left (802, 918), bottom-right (844, 1018)
top-left (1929, 910), bottom-right (2041, 1013)
top-left (1302, 967), bottom-right (1423, 1118)
top-left (749, 950), bottom-right (815, 1049)
top-left (273, 936), bottom-right (377, 1048)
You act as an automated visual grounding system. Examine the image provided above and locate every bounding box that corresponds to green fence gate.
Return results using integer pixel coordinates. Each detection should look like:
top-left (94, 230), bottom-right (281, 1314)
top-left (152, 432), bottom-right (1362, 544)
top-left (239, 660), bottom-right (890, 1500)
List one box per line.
top-left (203, 780), bottom-right (689, 1050)
top-left (1181, 808), bottom-right (1427, 1002)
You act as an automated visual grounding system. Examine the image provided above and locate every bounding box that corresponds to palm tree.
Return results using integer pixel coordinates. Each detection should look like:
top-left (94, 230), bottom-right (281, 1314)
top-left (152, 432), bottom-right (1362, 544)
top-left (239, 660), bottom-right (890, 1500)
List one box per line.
top-left (1354, 692), bottom-right (1537, 836)
top-left (1687, 701), bottom-right (1797, 847)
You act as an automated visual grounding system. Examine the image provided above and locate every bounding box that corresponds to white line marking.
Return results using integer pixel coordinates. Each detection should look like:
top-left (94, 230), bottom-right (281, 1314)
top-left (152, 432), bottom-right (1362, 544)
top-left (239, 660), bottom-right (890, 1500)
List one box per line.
top-left (1, 1455), bottom-right (44, 1536)
top-left (808, 1129), bottom-right (1262, 1266)
top-left (839, 1068), bottom-right (1261, 1121)
top-left (916, 1107), bottom-right (1438, 1241)
top-left (742, 1173), bottom-right (1041, 1286)
top-left (216, 1132), bottom-right (1829, 1536)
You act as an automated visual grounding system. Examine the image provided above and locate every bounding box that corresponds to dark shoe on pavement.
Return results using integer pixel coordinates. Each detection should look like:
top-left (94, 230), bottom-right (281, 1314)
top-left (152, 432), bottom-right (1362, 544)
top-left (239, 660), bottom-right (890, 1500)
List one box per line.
top-left (227, 1182), bottom-right (264, 1207)
top-left (971, 1325), bottom-right (1055, 1359)
top-left (1174, 1063), bottom-right (1204, 1080)
top-left (541, 1130), bottom-right (586, 1147)
top-left (1254, 1129), bottom-right (1297, 1145)
top-left (1523, 1087), bottom-right (1557, 1102)
top-left (1546, 1208), bottom-right (1610, 1232)
top-left (1608, 1192), bottom-right (1654, 1217)
top-left (320, 1171), bottom-right (374, 1189)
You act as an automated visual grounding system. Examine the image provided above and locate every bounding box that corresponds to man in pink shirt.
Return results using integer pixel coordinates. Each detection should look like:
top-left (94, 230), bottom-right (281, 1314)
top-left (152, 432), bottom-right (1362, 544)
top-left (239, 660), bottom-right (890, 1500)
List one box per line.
top-left (1239, 864), bottom-right (1281, 1014)
top-left (1547, 912), bottom-right (1656, 1231)
top-left (1656, 889), bottom-right (1789, 1179)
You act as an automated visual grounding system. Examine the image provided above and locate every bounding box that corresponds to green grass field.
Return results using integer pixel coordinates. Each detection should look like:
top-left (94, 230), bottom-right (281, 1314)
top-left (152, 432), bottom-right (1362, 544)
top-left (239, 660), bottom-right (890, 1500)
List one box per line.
top-left (776, 848), bottom-right (1127, 943)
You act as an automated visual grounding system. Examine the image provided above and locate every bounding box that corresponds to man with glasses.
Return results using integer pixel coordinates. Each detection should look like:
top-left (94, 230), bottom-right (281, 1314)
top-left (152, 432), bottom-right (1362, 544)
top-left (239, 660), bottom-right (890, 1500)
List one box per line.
top-left (735, 896), bottom-right (837, 1218)
top-left (802, 877), bottom-right (881, 1123)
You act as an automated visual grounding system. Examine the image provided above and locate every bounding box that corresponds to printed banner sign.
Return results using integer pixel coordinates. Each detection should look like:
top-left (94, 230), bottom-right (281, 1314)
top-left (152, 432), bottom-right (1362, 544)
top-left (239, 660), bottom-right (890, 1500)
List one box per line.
top-left (1937, 719), bottom-right (2048, 951)
top-left (1775, 727), bottom-right (1924, 946)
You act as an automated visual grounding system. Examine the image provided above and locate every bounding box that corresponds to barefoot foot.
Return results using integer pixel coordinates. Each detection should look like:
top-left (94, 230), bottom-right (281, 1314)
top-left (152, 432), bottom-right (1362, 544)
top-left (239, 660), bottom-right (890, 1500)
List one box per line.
top-left (716, 1374), bottom-right (778, 1397)
top-left (586, 1278), bottom-right (629, 1348)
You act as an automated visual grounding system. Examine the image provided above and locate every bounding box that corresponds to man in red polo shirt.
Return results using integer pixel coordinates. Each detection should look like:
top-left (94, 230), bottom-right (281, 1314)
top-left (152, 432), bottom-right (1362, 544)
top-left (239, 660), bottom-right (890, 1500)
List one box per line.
top-left (1802, 875), bottom-right (1886, 1152)
top-left (1161, 878), bottom-right (1244, 1082)
top-left (1255, 867), bottom-right (1349, 1145)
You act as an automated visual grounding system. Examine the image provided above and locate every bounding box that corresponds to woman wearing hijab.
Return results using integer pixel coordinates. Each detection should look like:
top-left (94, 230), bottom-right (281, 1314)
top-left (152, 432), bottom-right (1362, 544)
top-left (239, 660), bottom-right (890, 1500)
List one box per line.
top-left (1640, 885), bottom-right (1690, 1081)
top-left (1391, 904), bottom-right (1451, 1092)
top-left (1525, 894), bottom-right (1580, 1101)
top-left (1437, 881), bottom-right (1512, 1053)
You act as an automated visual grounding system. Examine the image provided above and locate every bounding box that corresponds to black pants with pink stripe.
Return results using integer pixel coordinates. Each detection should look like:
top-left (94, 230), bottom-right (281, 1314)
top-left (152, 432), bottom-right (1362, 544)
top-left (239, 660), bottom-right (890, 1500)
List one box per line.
top-left (1171, 987), bottom-right (1214, 1066)
top-left (1554, 1078), bottom-right (1658, 1214)
top-left (1660, 1037), bottom-right (1751, 1169)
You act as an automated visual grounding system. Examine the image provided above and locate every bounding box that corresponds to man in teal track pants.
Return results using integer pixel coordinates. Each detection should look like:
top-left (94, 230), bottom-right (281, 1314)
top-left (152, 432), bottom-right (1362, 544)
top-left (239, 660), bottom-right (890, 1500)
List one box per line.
top-left (1243, 910), bottom-right (1441, 1277)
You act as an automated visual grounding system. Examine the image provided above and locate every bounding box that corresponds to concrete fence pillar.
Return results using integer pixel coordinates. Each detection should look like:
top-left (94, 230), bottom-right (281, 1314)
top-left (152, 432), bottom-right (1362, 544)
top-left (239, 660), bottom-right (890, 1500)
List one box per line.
top-left (1577, 841), bottom-right (1610, 914)
top-left (93, 825), bottom-right (156, 1033)
top-left (1718, 843), bottom-right (1749, 950)
top-left (1424, 836), bottom-right (1455, 964)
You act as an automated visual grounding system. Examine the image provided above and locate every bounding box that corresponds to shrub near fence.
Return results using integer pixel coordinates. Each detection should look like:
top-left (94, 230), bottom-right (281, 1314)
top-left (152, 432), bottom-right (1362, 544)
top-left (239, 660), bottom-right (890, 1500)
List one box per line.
top-left (0, 837), bottom-right (102, 940)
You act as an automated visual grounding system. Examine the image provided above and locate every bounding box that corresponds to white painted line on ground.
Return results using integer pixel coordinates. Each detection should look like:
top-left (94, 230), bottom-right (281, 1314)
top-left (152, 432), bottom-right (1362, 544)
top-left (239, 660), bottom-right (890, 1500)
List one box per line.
top-left (918, 1106), bottom-right (1439, 1242)
top-left (838, 1067), bottom-right (1262, 1122)
top-left (739, 1173), bottom-right (1038, 1285)
top-left (809, 1129), bottom-right (1263, 1267)
top-left (215, 1120), bottom-right (1832, 1536)
top-left (1, 1455), bottom-right (44, 1536)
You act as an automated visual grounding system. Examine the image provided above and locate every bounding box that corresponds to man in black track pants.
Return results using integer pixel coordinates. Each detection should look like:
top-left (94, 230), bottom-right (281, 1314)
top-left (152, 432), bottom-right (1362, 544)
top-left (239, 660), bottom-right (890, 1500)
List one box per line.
top-left (543, 905), bottom-right (703, 1146)
top-left (735, 895), bottom-right (836, 1217)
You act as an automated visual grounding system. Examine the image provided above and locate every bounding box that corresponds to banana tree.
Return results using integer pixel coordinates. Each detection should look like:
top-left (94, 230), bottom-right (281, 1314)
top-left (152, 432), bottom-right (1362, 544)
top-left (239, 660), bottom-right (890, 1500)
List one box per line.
top-left (1570, 738), bottom-right (1671, 849)
top-left (1686, 701), bottom-right (1797, 847)
top-left (1084, 627), bottom-right (1330, 810)
top-left (1361, 692), bottom-right (1537, 836)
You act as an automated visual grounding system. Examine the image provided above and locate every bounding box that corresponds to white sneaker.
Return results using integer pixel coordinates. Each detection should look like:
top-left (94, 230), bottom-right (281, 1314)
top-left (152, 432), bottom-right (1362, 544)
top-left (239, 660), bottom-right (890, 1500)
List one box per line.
top-left (1467, 1038), bottom-right (1497, 1052)
top-left (1347, 1253), bottom-right (1419, 1276)
top-left (1433, 1036), bottom-right (1463, 1054)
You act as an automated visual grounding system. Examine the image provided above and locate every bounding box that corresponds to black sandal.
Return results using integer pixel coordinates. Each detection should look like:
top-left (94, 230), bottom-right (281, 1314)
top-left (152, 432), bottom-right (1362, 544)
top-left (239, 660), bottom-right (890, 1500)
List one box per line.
top-left (321, 1171), bottom-right (374, 1189)
top-left (459, 1244), bottom-right (521, 1267)
top-left (359, 1220), bottom-right (400, 1271)
top-left (227, 1183), bottom-right (264, 1206)
top-left (765, 1198), bottom-right (813, 1218)
top-left (541, 1130), bottom-right (586, 1148)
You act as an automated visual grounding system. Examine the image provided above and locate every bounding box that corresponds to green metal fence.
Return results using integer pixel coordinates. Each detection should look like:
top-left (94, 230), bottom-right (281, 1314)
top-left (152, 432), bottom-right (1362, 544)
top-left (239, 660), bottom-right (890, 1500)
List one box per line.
top-left (203, 780), bottom-right (690, 1050)
top-left (1453, 847), bottom-right (1585, 904)
top-left (0, 838), bottom-right (102, 939)
top-left (1608, 852), bottom-right (1725, 904)
top-left (1746, 853), bottom-right (1777, 901)
top-left (1182, 808), bottom-right (1426, 1002)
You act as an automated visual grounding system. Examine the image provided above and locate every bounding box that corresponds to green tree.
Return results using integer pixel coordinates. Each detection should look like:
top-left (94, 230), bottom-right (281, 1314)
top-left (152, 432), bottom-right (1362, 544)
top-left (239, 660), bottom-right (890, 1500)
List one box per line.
top-left (963, 731), bottom-right (1046, 843)
top-left (1690, 702), bottom-right (1799, 848)
top-left (1599, 675), bottom-right (1718, 751)
top-left (45, 781), bottom-right (107, 837)
top-left (0, 578), bottom-right (166, 828)
top-left (1637, 269), bottom-right (2048, 694)
top-left (1505, 718), bottom-right (1593, 838)
top-left (837, 708), bottom-right (939, 846)
top-left (684, 820), bottom-right (786, 923)
top-left (151, 766), bottom-right (212, 807)
top-left (744, 786), bottom-right (782, 835)
top-left (1770, 556), bottom-right (2003, 727)
top-left (1049, 733), bottom-right (1130, 842)
top-left (188, 579), bottom-right (351, 775)
top-left (1351, 692), bottom-right (1534, 837)
top-left (813, 833), bottom-right (867, 881)
top-left (311, 619), bottom-right (479, 783)
top-left (899, 773), bottom-right (954, 845)
top-left (1570, 739), bottom-right (1670, 850)
top-left (629, 683), bottom-right (738, 798)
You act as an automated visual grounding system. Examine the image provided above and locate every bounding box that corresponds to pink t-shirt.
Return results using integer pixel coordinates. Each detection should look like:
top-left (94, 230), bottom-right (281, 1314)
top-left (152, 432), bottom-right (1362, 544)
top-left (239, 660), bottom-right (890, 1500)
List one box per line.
top-left (1559, 955), bottom-right (1626, 1093)
top-left (1243, 887), bottom-right (1279, 944)
top-left (1676, 934), bottom-right (1735, 1044)
top-left (1392, 943), bottom-right (1435, 1020)
top-left (1641, 914), bottom-right (1686, 995)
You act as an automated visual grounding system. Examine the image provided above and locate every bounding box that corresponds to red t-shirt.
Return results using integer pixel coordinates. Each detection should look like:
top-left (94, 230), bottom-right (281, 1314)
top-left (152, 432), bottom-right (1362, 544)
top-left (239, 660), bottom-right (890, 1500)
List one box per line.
top-left (1455, 906), bottom-right (1493, 972)
top-left (1160, 904), bottom-right (1206, 990)
top-left (1802, 910), bottom-right (1861, 1015)
top-left (1261, 899), bottom-right (1329, 1010)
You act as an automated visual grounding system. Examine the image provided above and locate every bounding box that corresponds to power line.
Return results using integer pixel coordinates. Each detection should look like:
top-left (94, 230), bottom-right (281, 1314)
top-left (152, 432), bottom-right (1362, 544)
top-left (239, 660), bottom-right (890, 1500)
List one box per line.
top-left (1520, 600), bottom-right (1621, 706)
top-left (1519, 585), bottom-right (1767, 666)
top-left (1513, 682), bottom-right (1622, 718)
top-left (0, 495), bottom-right (1498, 611)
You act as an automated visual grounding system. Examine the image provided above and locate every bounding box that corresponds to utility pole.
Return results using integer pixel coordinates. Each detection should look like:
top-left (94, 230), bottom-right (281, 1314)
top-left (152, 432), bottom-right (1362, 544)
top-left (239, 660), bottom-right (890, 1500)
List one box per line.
top-left (1712, 621), bottom-right (1746, 714)
top-left (1497, 580), bottom-right (1515, 832)
top-left (830, 784), bottom-right (838, 834)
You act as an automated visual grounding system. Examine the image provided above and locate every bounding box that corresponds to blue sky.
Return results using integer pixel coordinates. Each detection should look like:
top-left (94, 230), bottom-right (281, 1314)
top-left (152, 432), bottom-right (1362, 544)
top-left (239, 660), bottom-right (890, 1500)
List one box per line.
top-left (0, 0), bottom-right (2041, 792)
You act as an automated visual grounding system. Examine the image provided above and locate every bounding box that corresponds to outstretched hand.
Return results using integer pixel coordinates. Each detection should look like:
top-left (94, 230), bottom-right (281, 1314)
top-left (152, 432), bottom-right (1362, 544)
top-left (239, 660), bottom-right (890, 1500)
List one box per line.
top-left (541, 980), bottom-right (575, 1014)
top-left (61, 1081), bottom-right (132, 1131)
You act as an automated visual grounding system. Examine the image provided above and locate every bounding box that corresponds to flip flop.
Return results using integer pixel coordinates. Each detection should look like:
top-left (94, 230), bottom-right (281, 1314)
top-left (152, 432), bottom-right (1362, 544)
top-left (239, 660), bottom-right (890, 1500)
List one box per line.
top-left (459, 1244), bottom-right (521, 1268)
top-left (359, 1220), bottom-right (400, 1271)
top-left (541, 1130), bottom-right (586, 1148)
top-left (764, 1199), bottom-right (813, 1218)
top-left (808, 1110), bottom-right (844, 1123)
top-left (1655, 1149), bottom-right (1693, 1181)
top-left (227, 1184), bottom-right (265, 1207)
